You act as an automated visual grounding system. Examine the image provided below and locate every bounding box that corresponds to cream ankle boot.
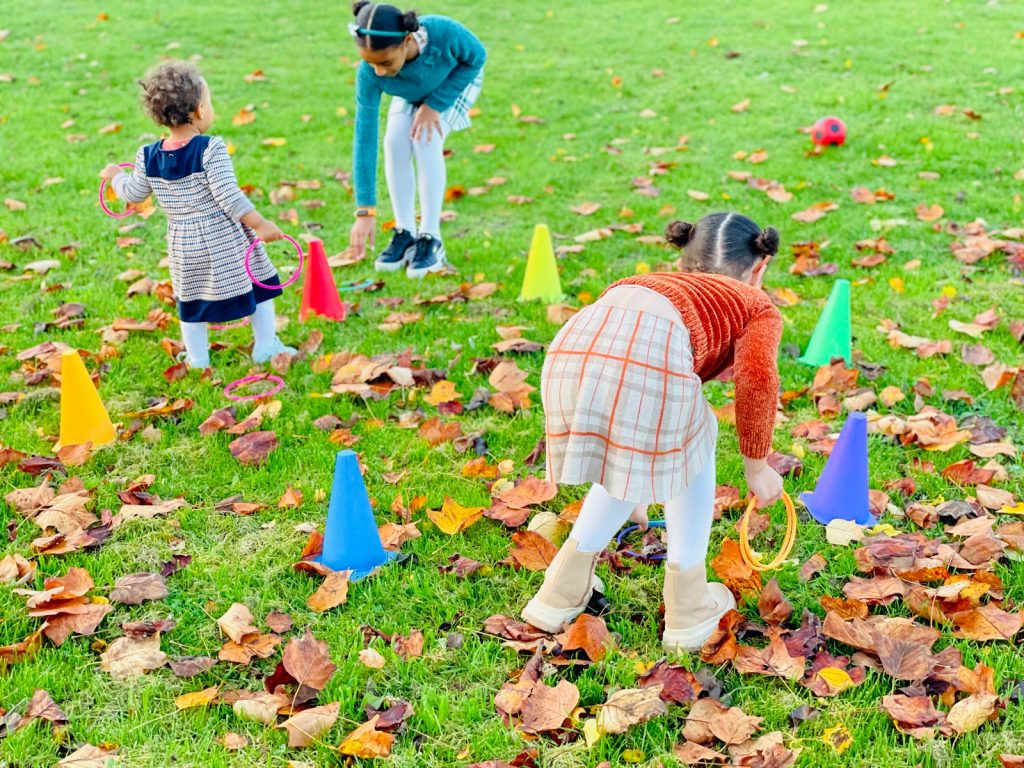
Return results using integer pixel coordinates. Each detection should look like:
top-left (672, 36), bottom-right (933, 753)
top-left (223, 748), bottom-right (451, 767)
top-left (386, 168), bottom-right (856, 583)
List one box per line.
top-left (521, 538), bottom-right (605, 633)
top-left (662, 563), bottom-right (736, 653)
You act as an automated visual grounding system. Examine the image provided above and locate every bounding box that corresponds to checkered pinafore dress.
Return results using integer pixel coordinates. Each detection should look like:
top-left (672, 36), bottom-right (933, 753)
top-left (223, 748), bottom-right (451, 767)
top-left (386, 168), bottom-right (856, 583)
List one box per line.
top-left (542, 286), bottom-right (717, 504)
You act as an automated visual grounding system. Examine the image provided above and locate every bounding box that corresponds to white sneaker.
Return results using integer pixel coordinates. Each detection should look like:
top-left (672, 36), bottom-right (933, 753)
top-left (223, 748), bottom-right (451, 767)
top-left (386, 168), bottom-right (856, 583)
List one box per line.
top-left (252, 338), bottom-right (297, 363)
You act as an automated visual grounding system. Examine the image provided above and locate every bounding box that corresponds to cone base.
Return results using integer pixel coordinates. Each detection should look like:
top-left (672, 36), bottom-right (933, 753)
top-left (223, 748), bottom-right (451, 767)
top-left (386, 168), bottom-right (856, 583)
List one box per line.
top-left (801, 491), bottom-right (876, 527)
top-left (54, 434), bottom-right (115, 453)
top-left (518, 292), bottom-right (565, 304)
top-left (797, 352), bottom-right (852, 368)
top-left (315, 549), bottom-right (399, 582)
top-left (300, 303), bottom-right (348, 323)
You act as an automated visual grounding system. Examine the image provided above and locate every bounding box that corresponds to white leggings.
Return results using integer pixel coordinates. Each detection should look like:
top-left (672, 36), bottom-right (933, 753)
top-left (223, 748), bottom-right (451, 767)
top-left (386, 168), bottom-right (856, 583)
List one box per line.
top-left (384, 103), bottom-right (449, 239)
top-left (180, 298), bottom-right (278, 367)
top-left (567, 451), bottom-right (717, 569)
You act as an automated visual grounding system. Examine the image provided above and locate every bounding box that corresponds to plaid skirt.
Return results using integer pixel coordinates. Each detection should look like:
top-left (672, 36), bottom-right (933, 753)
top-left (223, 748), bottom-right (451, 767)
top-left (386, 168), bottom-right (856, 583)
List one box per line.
top-left (388, 69), bottom-right (483, 132)
top-left (542, 300), bottom-right (717, 504)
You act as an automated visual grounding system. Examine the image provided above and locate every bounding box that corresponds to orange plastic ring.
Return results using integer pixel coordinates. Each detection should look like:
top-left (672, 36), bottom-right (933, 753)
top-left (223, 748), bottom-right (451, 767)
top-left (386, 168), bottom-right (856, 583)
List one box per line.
top-left (738, 492), bottom-right (797, 572)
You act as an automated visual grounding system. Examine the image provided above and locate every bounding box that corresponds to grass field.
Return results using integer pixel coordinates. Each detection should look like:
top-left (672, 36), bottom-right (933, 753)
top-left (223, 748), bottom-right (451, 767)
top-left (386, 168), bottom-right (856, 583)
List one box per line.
top-left (1, 1), bottom-right (1023, 766)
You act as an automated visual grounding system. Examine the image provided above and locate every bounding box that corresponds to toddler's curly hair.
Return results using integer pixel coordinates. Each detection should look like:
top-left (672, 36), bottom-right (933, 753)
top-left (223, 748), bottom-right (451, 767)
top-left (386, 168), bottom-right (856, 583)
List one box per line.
top-left (139, 61), bottom-right (205, 128)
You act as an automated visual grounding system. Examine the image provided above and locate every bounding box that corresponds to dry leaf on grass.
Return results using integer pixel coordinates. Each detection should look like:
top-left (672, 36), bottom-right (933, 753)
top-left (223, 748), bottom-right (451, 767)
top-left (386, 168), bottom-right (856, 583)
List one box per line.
top-left (338, 715), bottom-right (395, 758)
top-left (637, 660), bottom-right (703, 704)
top-left (279, 701), bottom-right (340, 747)
top-left (307, 570), bottom-right (351, 612)
top-left (758, 579), bottom-right (794, 625)
top-left (947, 693), bottom-right (1000, 735)
top-left (283, 628), bottom-right (338, 691)
top-left (217, 603), bottom-right (259, 643)
top-left (175, 685), bottom-right (220, 710)
top-left (557, 614), bottom-right (612, 662)
top-left (711, 538), bottom-right (762, 595)
top-left (228, 430), bottom-right (278, 465)
top-left (360, 648), bottom-right (386, 669)
top-left (520, 679), bottom-right (579, 734)
top-left (595, 686), bottom-right (667, 734)
top-left (880, 694), bottom-right (952, 739)
top-left (109, 572), bottom-right (167, 605)
top-left (233, 692), bottom-right (289, 725)
top-left (100, 633), bottom-right (167, 680)
top-left (683, 697), bottom-right (763, 745)
top-left (427, 497), bottom-right (485, 535)
top-left (508, 530), bottom-right (559, 571)
top-left (57, 744), bottom-right (121, 767)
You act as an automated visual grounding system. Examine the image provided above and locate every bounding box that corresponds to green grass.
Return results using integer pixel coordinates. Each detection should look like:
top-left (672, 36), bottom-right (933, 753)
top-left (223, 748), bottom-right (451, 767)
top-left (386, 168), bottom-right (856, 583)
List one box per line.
top-left (1, 1), bottom-right (1023, 766)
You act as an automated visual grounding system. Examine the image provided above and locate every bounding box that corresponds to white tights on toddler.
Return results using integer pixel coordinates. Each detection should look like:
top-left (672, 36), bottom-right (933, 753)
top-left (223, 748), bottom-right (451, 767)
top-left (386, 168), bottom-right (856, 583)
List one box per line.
top-left (566, 452), bottom-right (717, 569)
top-left (180, 298), bottom-right (281, 368)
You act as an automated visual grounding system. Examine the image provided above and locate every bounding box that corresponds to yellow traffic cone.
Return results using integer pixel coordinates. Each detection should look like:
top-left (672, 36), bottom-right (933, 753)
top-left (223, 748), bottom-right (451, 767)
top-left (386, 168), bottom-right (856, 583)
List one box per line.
top-left (519, 224), bottom-right (564, 302)
top-left (57, 351), bottom-right (116, 450)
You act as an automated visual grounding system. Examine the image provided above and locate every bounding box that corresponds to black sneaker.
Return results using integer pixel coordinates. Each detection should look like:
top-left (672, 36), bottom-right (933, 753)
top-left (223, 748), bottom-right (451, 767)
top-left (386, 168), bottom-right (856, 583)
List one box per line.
top-left (406, 234), bottom-right (447, 278)
top-left (374, 228), bottom-right (417, 272)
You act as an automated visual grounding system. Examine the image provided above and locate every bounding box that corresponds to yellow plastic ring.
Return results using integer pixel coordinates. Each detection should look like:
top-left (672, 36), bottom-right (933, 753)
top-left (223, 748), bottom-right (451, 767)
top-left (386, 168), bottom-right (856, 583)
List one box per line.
top-left (738, 491), bottom-right (797, 572)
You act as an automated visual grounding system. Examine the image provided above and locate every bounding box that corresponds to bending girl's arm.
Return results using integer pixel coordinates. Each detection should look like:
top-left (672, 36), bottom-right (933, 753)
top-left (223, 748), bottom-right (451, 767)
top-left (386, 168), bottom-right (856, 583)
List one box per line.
top-left (731, 306), bottom-right (783, 459)
top-left (423, 19), bottom-right (486, 114)
top-left (353, 65), bottom-right (384, 207)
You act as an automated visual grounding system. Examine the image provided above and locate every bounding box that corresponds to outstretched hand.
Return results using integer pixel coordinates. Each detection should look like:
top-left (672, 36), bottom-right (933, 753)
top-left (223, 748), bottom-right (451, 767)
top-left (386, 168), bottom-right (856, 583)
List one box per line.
top-left (99, 164), bottom-right (124, 183)
top-left (349, 215), bottom-right (377, 259)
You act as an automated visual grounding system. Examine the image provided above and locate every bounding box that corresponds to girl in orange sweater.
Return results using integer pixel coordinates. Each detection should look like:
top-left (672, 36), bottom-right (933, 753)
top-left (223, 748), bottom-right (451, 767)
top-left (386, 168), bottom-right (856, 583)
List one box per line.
top-left (523, 212), bottom-right (784, 652)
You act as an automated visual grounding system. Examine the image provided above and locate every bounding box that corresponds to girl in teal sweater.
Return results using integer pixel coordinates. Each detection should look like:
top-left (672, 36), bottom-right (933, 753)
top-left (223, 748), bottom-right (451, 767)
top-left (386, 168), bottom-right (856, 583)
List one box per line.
top-left (346, 3), bottom-right (486, 278)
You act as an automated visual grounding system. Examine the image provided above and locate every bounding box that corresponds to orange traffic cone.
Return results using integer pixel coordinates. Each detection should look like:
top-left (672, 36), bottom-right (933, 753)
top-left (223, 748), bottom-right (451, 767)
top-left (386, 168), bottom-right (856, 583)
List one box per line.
top-left (57, 351), bottom-right (116, 450)
top-left (299, 239), bottom-right (347, 322)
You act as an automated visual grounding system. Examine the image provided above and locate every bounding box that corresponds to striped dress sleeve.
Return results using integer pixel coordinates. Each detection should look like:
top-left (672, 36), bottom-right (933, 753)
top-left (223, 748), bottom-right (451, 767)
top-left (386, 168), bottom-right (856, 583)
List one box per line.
top-left (110, 145), bottom-right (153, 203)
top-left (203, 137), bottom-right (256, 221)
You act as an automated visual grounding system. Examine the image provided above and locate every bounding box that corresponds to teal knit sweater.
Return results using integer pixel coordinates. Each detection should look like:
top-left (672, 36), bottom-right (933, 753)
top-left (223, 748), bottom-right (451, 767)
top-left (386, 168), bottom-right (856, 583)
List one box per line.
top-left (353, 15), bottom-right (486, 207)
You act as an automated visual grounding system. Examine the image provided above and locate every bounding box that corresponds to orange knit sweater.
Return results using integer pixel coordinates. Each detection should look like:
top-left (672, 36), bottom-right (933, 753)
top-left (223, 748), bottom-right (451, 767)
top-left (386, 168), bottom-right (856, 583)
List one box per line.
top-left (607, 273), bottom-right (782, 459)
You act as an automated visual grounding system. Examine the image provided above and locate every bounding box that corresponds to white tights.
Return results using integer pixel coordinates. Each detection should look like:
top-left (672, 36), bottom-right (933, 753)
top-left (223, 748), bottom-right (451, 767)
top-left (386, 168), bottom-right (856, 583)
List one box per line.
top-left (567, 452), bottom-right (717, 569)
top-left (180, 298), bottom-right (279, 368)
top-left (384, 104), bottom-right (449, 239)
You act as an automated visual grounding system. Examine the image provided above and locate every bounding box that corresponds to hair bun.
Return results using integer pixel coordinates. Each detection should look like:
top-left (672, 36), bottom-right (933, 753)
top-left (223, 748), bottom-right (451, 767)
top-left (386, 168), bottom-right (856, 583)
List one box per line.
top-left (400, 10), bottom-right (420, 31)
top-left (754, 227), bottom-right (780, 256)
top-left (665, 220), bottom-right (696, 249)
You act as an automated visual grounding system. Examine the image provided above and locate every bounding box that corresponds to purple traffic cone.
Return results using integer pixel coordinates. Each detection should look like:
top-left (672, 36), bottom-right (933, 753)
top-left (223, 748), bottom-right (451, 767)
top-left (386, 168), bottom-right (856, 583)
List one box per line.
top-left (800, 412), bottom-right (876, 526)
top-left (316, 450), bottom-right (397, 580)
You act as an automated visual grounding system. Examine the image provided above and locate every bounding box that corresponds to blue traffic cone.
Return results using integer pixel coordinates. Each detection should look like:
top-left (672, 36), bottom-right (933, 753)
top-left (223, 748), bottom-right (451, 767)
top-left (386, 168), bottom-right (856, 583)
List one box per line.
top-left (798, 279), bottom-right (852, 367)
top-left (800, 412), bottom-right (876, 526)
top-left (316, 450), bottom-right (398, 581)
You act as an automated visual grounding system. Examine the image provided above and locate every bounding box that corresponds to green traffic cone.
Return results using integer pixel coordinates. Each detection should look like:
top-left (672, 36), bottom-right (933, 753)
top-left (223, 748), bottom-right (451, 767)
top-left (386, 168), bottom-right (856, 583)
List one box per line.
top-left (518, 224), bottom-right (564, 303)
top-left (798, 278), bottom-right (852, 366)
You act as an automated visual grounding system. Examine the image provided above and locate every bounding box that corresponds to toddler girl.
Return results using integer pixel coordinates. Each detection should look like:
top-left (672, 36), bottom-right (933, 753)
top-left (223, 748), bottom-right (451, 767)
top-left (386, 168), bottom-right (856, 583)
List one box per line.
top-left (523, 212), bottom-right (785, 652)
top-left (99, 61), bottom-right (295, 368)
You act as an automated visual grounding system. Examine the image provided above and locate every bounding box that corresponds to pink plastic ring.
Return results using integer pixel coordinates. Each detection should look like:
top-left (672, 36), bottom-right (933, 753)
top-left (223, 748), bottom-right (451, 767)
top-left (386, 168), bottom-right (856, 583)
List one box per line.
top-left (245, 235), bottom-right (304, 290)
top-left (99, 163), bottom-right (138, 218)
top-left (223, 374), bottom-right (285, 401)
top-left (209, 318), bottom-right (251, 331)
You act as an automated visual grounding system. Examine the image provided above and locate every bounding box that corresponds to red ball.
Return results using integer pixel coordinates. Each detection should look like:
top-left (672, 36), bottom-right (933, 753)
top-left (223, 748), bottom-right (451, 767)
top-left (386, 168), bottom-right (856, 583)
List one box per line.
top-left (811, 116), bottom-right (846, 147)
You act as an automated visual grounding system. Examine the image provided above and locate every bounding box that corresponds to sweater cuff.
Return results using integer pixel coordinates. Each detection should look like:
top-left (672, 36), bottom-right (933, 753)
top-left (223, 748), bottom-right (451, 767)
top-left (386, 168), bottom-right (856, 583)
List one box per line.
top-left (738, 435), bottom-right (772, 461)
top-left (424, 94), bottom-right (453, 114)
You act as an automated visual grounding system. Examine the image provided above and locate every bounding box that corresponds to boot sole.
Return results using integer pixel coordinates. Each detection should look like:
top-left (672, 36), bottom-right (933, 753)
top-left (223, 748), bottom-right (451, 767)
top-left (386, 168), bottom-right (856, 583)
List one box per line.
top-left (406, 251), bottom-right (447, 279)
top-left (662, 584), bottom-right (737, 653)
top-left (521, 575), bottom-right (604, 633)
top-left (374, 246), bottom-right (416, 272)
